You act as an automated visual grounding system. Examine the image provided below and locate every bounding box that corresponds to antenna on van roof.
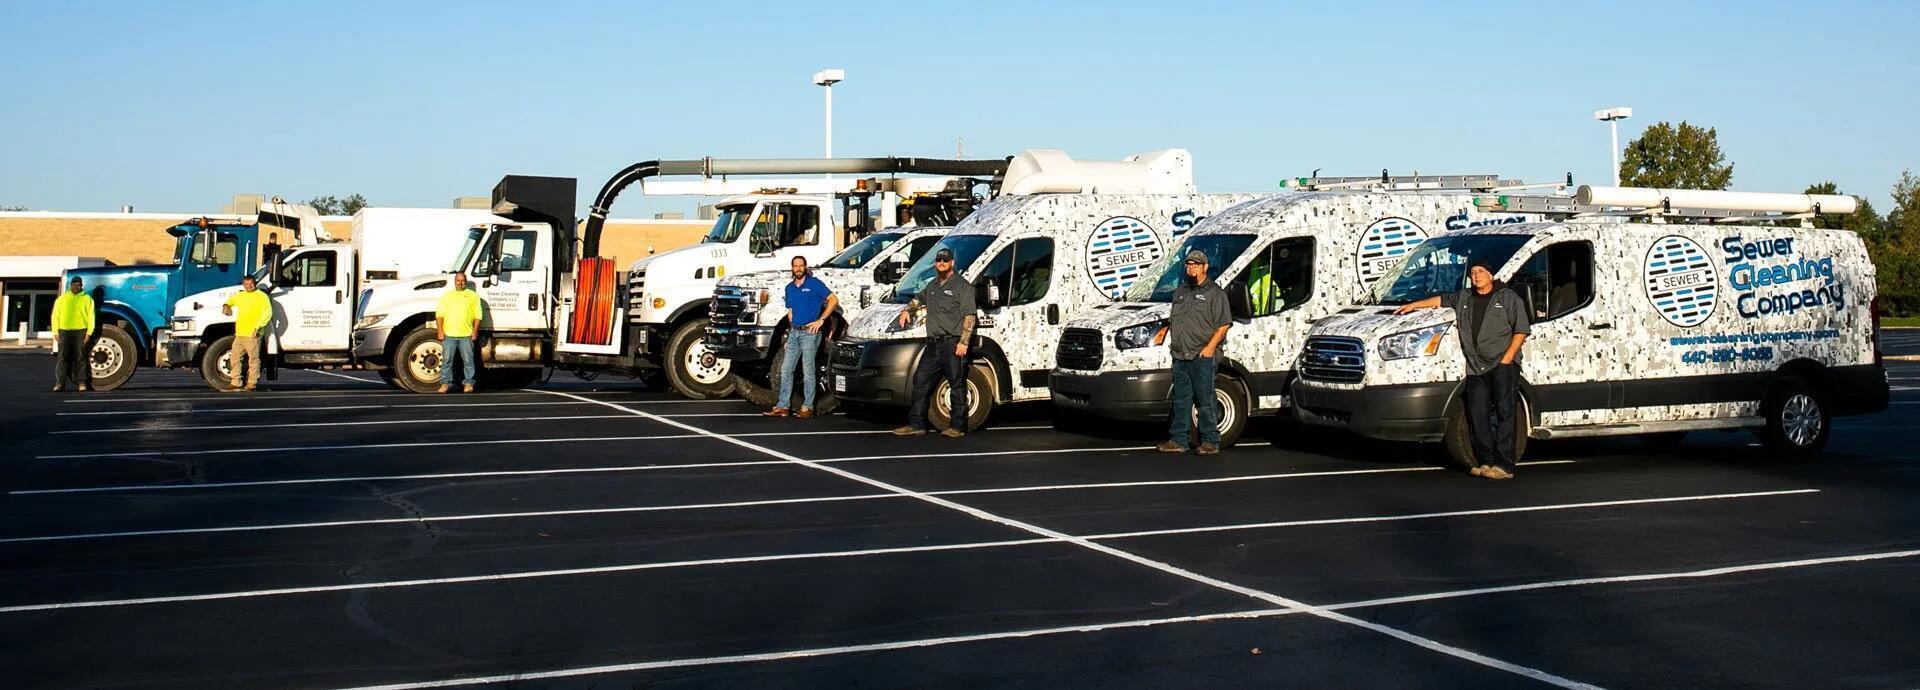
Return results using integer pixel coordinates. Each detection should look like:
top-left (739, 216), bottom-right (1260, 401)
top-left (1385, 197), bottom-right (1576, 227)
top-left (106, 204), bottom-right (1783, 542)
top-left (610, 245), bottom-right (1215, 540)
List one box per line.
top-left (1475, 186), bottom-right (1861, 227)
top-left (1280, 172), bottom-right (1569, 194)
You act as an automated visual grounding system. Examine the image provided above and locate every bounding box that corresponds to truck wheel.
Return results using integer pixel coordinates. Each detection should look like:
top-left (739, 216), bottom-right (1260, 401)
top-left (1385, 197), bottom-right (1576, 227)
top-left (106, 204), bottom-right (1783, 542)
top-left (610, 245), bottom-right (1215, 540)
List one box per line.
top-left (1192, 374), bottom-right (1249, 448)
top-left (199, 335), bottom-right (239, 391)
top-left (931, 364), bottom-right (994, 432)
top-left (1442, 393), bottom-right (1530, 470)
top-left (1761, 376), bottom-right (1829, 458)
top-left (392, 327), bottom-right (448, 393)
top-left (377, 368), bottom-right (404, 389)
top-left (742, 337), bottom-right (841, 414)
top-left (665, 318), bottom-right (735, 399)
top-left (87, 324), bottom-right (139, 391)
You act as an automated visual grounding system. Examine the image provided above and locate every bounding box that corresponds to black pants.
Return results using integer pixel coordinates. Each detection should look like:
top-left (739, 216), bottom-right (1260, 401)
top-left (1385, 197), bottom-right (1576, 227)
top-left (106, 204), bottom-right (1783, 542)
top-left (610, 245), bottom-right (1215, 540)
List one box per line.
top-left (1463, 364), bottom-right (1518, 470)
top-left (55, 329), bottom-right (89, 389)
top-left (906, 336), bottom-right (968, 432)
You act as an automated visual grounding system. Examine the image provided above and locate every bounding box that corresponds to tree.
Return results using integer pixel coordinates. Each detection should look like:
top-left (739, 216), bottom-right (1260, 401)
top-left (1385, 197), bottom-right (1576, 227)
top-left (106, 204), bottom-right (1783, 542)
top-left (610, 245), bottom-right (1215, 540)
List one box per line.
top-left (0, 205), bottom-right (28, 212)
top-left (1619, 121), bottom-right (1734, 190)
top-left (1861, 171), bottom-right (1920, 315)
top-left (306, 194), bottom-right (368, 216)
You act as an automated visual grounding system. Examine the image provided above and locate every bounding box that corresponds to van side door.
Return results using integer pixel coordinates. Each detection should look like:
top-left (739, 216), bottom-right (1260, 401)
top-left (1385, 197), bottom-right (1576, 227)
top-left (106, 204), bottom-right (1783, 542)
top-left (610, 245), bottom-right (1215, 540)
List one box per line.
top-left (971, 237), bottom-right (1057, 398)
top-left (1222, 236), bottom-right (1316, 411)
top-left (1504, 240), bottom-right (1619, 427)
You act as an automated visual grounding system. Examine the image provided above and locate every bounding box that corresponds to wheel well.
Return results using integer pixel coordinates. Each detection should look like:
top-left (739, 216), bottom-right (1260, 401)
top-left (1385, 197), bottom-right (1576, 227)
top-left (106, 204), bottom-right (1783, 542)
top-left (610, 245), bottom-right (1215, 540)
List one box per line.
top-left (1771, 358), bottom-right (1830, 400)
top-left (194, 322), bottom-right (236, 365)
top-left (666, 301), bottom-right (708, 327)
top-left (971, 337), bottom-right (1013, 401)
top-left (384, 313), bottom-right (437, 360)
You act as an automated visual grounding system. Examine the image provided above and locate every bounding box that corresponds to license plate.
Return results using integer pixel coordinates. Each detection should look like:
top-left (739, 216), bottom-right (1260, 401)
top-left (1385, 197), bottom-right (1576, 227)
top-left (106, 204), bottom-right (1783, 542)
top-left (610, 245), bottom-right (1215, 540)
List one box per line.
top-left (834, 375), bottom-right (847, 393)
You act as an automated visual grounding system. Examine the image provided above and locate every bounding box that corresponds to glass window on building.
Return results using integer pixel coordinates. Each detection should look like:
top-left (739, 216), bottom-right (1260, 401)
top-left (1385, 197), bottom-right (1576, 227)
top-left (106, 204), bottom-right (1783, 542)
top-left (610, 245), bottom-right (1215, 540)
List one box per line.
top-left (3, 279), bottom-right (61, 338)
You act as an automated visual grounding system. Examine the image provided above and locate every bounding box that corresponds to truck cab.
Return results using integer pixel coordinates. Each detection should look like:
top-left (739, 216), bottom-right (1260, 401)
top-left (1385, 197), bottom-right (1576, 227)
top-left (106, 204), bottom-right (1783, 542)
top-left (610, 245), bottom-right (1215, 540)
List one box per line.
top-left (625, 194), bottom-right (843, 399)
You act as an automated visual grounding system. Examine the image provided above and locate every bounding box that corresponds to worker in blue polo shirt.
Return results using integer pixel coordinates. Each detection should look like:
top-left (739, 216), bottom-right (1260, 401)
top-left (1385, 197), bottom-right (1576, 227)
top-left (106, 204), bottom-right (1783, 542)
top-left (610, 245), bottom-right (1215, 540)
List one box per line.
top-left (764, 255), bottom-right (838, 418)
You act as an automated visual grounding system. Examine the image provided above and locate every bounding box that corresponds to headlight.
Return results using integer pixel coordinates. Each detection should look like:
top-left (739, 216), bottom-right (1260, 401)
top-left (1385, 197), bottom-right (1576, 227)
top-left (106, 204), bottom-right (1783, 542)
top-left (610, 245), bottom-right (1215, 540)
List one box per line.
top-left (1377, 323), bottom-right (1451, 360)
top-left (355, 313), bottom-right (387, 330)
top-left (1114, 319), bottom-right (1169, 351)
top-left (886, 307), bottom-right (923, 333)
top-left (170, 316), bottom-right (195, 330)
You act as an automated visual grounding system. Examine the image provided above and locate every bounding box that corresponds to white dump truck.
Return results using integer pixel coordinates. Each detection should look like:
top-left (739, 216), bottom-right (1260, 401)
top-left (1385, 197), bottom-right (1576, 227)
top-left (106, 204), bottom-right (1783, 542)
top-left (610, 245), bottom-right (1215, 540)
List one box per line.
top-left (167, 207), bottom-right (507, 389)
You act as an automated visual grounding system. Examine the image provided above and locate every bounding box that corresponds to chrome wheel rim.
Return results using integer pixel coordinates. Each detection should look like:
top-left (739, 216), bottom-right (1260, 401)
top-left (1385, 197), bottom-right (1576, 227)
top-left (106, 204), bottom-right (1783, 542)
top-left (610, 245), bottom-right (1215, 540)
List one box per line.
top-left (1193, 387), bottom-right (1236, 436)
top-left (1781, 393), bottom-right (1823, 446)
top-left (89, 338), bottom-right (124, 377)
top-left (934, 378), bottom-right (983, 421)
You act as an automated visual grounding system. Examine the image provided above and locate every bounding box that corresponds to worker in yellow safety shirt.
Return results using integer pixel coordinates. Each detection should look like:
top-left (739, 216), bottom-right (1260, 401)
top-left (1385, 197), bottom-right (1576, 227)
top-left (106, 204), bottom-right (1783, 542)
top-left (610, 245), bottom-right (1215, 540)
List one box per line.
top-left (222, 274), bottom-right (272, 392)
top-left (435, 273), bottom-right (484, 393)
top-left (51, 276), bottom-right (95, 392)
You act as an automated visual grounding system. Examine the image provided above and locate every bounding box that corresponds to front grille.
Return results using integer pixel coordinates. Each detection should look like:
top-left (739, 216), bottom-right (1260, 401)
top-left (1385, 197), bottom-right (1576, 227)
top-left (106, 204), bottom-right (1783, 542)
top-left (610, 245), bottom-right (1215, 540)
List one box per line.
top-left (1055, 328), bottom-right (1103, 370)
top-left (833, 341), bottom-right (865, 368)
top-left (626, 269), bottom-right (648, 311)
top-left (1298, 336), bottom-right (1366, 383)
top-left (709, 286), bottom-right (749, 325)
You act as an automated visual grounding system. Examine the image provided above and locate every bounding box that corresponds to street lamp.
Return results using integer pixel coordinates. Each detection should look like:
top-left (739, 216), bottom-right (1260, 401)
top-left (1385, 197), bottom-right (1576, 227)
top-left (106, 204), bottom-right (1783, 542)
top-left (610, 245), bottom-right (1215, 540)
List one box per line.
top-left (812, 69), bottom-right (844, 161)
top-left (1594, 106), bottom-right (1632, 187)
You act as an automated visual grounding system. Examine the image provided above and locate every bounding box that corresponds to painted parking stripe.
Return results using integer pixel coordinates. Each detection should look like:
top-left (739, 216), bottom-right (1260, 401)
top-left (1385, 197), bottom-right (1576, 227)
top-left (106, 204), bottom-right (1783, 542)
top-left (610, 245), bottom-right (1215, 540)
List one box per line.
top-left (55, 412), bottom-right (764, 435)
top-left (0, 461), bottom-right (1580, 543)
top-left (0, 488), bottom-right (1810, 608)
top-left (64, 390), bottom-right (644, 404)
top-left (33, 425), bottom-right (1055, 460)
top-left (328, 547), bottom-right (1920, 690)
top-left (56, 399), bottom-right (725, 416)
top-left (305, 369), bottom-right (384, 385)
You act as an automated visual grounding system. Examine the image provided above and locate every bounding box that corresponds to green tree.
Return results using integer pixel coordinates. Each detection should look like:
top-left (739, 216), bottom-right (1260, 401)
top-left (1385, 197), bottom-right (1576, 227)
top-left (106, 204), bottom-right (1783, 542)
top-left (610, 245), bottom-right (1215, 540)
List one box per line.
top-left (1619, 121), bottom-right (1734, 190)
top-left (1866, 171), bottom-right (1920, 315)
top-left (306, 194), bottom-right (368, 216)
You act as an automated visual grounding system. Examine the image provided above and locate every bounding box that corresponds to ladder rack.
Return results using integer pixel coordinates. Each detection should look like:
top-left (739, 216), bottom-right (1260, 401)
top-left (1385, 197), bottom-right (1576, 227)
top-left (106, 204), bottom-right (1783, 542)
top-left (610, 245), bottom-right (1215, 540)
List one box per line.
top-left (1281, 171), bottom-right (1572, 194)
top-left (1474, 194), bottom-right (1829, 227)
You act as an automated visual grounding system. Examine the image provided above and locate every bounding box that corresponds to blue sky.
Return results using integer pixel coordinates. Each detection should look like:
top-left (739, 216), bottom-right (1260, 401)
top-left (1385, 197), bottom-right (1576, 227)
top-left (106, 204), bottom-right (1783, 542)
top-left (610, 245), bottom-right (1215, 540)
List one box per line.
top-left (2, 0), bottom-right (1915, 216)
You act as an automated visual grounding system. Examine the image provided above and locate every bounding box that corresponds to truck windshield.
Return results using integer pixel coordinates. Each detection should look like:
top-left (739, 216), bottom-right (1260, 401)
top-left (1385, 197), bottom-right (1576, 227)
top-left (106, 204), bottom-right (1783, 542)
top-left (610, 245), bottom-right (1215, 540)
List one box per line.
top-left (822, 232), bottom-right (904, 269)
top-left (703, 205), bottom-right (755, 244)
top-left (886, 234), bottom-right (994, 304)
top-left (448, 227), bottom-right (485, 273)
top-left (1370, 234), bottom-right (1532, 305)
top-left (1123, 234), bottom-right (1257, 303)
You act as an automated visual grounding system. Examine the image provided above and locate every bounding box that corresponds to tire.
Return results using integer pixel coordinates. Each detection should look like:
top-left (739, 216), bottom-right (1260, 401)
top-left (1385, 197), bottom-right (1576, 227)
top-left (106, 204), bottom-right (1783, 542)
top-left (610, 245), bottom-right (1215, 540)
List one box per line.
top-left (86, 324), bottom-right (139, 391)
top-left (1190, 374), bottom-right (1249, 448)
top-left (930, 364), bottom-right (995, 432)
top-left (391, 326), bottom-right (449, 393)
top-left (664, 318), bottom-right (735, 399)
top-left (1442, 392), bottom-right (1530, 470)
top-left (377, 368), bottom-right (404, 389)
top-left (199, 335), bottom-right (240, 391)
top-left (1761, 376), bottom-right (1830, 458)
top-left (741, 335), bottom-right (841, 414)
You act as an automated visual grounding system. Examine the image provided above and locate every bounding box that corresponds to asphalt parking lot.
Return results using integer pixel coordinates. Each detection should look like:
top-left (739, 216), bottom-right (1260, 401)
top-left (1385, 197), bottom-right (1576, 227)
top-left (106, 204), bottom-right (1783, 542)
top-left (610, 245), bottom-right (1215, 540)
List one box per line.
top-left (3, 352), bottom-right (1917, 689)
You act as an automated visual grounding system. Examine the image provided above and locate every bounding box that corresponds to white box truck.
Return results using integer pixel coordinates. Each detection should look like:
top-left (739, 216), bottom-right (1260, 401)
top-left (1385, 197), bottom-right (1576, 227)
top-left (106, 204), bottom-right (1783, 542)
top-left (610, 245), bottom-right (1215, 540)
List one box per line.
top-left (1291, 187), bottom-right (1889, 464)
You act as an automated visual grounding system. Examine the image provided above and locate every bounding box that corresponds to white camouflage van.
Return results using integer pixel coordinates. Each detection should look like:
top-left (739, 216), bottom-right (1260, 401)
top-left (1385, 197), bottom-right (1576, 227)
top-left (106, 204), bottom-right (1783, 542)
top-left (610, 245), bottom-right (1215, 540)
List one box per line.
top-left (1292, 188), bottom-right (1889, 464)
top-left (1052, 184), bottom-right (1537, 445)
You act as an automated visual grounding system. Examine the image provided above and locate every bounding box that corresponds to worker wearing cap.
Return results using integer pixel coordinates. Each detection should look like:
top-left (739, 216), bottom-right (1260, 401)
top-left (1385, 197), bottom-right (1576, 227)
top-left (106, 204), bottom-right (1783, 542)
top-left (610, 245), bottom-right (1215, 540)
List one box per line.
top-left (1160, 249), bottom-right (1232, 455)
top-left (50, 276), bottom-right (95, 392)
top-left (436, 273), bottom-right (485, 393)
top-left (893, 247), bottom-right (976, 438)
top-left (222, 275), bottom-right (272, 392)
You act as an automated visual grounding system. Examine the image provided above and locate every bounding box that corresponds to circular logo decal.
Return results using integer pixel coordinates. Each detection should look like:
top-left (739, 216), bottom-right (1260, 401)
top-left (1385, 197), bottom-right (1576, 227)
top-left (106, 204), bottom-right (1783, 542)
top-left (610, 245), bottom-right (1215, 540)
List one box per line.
top-left (1643, 235), bottom-right (1717, 328)
top-left (1356, 217), bottom-right (1428, 286)
top-left (1086, 216), bottom-right (1165, 299)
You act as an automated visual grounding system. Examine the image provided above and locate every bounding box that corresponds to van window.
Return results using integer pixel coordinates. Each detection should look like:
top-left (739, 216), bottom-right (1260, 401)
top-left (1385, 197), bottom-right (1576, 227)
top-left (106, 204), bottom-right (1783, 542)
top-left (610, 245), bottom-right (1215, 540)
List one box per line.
top-left (975, 238), bottom-right (1055, 307)
top-left (1510, 241), bottom-right (1594, 320)
top-left (904, 236), bottom-right (943, 265)
top-left (278, 251), bottom-right (337, 287)
top-left (1240, 237), bottom-right (1314, 317)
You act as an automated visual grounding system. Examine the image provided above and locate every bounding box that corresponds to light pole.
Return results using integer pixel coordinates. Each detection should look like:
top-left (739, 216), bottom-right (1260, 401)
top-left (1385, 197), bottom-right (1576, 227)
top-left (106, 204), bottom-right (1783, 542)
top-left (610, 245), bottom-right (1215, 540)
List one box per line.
top-left (1594, 106), bottom-right (1632, 187)
top-left (812, 69), bottom-right (844, 161)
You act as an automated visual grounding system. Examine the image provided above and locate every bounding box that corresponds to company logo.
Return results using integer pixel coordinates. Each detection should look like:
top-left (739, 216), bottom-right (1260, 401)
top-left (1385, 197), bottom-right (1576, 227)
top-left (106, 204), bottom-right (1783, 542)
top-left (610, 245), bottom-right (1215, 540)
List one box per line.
top-left (1171, 210), bottom-right (1206, 238)
top-left (1355, 217), bottom-right (1428, 286)
top-left (1086, 216), bottom-right (1166, 299)
top-left (1643, 235), bottom-right (1718, 328)
top-left (1444, 212), bottom-right (1530, 231)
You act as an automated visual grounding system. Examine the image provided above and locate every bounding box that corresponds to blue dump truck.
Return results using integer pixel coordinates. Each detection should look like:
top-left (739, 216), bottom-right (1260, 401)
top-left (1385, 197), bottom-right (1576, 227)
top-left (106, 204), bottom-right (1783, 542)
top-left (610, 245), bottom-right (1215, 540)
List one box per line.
top-left (61, 217), bottom-right (264, 390)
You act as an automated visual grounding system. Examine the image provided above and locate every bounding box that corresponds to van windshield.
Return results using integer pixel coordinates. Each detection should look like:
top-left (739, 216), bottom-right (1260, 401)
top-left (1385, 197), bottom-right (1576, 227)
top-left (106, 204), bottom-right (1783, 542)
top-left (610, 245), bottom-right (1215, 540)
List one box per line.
top-left (703, 205), bottom-right (756, 244)
top-left (886, 234), bottom-right (994, 304)
top-left (1370, 234), bottom-right (1532, 305)
top-left (448, 227), bottom-right (485, 273)
top-left (1124, 234), bottom-right (1257, 303)
top-left (823, 231), bottom-right (904, 269)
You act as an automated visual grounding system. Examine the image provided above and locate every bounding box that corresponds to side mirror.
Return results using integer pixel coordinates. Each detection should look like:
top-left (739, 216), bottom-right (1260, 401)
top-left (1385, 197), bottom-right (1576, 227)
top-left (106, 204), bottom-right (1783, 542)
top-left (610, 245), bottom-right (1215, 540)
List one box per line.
top-left (985, 283), bottom-right (1002, 308)
top-left (877, 257), bottom-right (909, 284)
top-left (486, 230), bottom-right (506, 276)
top-left (1228, 282), bottom-right (1253, 321)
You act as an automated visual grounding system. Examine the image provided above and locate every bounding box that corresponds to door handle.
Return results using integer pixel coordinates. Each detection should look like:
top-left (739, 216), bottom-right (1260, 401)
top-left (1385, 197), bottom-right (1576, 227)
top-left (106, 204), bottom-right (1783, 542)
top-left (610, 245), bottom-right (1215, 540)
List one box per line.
top-left (1047, 303), bottom-right (1061, 325)
top-left (335, 290), bottom-right (343, 305)
top-left (527, 293), bottom-right (540, 311)
top-left (1589, 322), bottom-right (1613, 330)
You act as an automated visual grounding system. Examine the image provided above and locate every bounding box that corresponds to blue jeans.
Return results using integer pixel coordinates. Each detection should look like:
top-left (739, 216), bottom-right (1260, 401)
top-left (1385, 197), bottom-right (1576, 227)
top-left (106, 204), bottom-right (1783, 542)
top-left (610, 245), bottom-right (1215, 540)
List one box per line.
top-left (776, 329), bottom-right (821, 409)
top-left (441, 336), bottom-right (476, 386)
top-left (1168, 356), bottom-right (1219, 447)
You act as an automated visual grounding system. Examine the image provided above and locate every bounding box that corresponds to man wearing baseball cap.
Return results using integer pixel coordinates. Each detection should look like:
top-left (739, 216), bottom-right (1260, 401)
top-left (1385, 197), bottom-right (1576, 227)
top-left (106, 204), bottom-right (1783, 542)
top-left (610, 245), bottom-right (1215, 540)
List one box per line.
top-left (1160, 249), bottom-right (1233, 455)
top-left (893, 247), bottom-right (977, 438)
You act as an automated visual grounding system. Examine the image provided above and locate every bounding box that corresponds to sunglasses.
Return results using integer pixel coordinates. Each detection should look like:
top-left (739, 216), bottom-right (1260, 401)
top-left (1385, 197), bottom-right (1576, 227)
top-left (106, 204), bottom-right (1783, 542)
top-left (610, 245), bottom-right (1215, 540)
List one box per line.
top-left (1184, 260), bottom-right (1205, 266)
top-left (935, 257), bottom-right (953, 262)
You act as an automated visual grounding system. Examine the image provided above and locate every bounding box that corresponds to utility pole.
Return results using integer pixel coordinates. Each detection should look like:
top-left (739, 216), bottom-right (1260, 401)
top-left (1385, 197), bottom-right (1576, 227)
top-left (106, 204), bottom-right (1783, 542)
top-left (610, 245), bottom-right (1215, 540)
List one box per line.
top-left (813, 69), bottom-right (844, 173)
top-left (1594, 107), bottom-right (1633, 186)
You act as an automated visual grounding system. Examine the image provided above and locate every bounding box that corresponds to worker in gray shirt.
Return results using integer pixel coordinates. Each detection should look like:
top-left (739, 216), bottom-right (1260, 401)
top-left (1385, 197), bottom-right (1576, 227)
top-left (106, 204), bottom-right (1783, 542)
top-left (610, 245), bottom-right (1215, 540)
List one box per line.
top-left (894, 247), bottom-right (978, 438)
top-left (1159, 249), bottom-right (1233, 455)
top-left (1396, 262), bottom-right (1530, 479)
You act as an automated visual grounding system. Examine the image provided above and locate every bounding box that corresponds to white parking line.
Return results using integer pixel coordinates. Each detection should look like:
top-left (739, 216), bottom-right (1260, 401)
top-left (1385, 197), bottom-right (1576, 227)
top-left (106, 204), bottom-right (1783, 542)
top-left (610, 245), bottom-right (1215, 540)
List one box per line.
top-left (329, 547), bottom-right (1920, 690)
top-left (56, 399), bottom-right (720, 416)
top-left (0, 461), bottom-right (1583, 543)
top-left (34, 425), bottom-right (1055, 460)
top-left (528, 392), bottom-right (1601, 688)
top-left (53, 412), bottom-right (763, 434)
top-left (64, 390), bottom-right (642, 404)
top-left (306, 369), bottom-right (384, 385)
top-left (0, 488), bottom-right (1812, 606)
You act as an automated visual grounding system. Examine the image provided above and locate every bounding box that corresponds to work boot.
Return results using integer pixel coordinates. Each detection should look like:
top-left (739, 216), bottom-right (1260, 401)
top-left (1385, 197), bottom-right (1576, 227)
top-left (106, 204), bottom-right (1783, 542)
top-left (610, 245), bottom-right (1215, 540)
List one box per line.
top-left (77, 384), bottom-right (90, 392)
top-left (436, 385), bottom-right (450, 394)
top-left (941, 428), bottom-right (965, 439)
top-left (763, 407), bottom-right (791, 417)
top-left (892, 426), bottom-right (927, 437)
top-left (1157, 441), bottom-right (1186, 453)
top-left (51, 385), bottom-right (63, 392)
top-left (462, 384), bottom-right (475, 393)
top-left (1484, 466), bottom-right (1515, 480)
top-left (1469, 466), bottom-right (1487, 477)
top-left (1196, 443), bottom-right (1220, 456)
top-left (795, 408), bottom-right (814, 419)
